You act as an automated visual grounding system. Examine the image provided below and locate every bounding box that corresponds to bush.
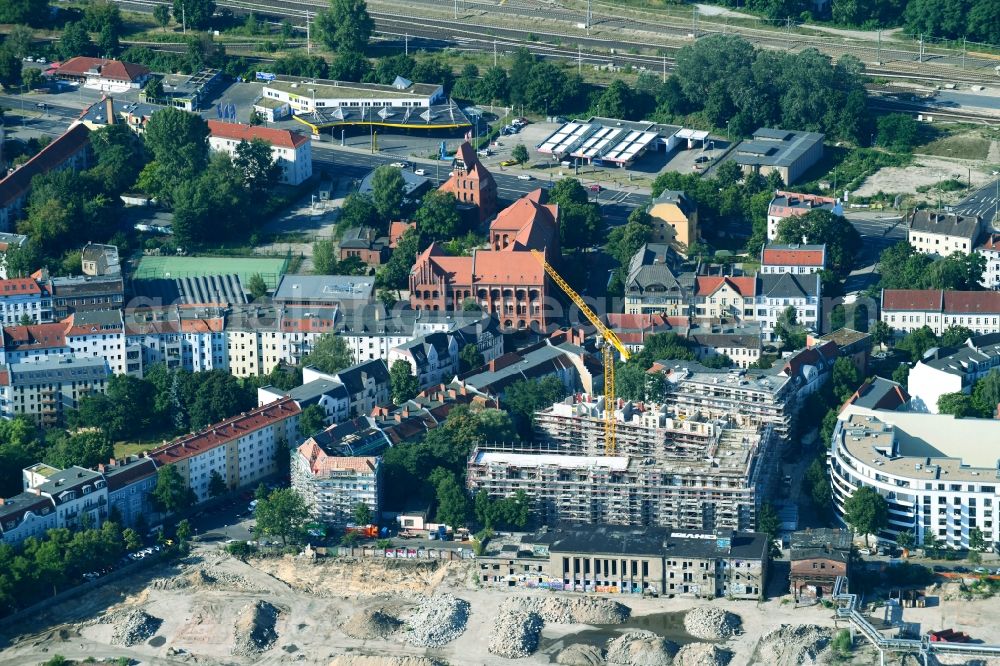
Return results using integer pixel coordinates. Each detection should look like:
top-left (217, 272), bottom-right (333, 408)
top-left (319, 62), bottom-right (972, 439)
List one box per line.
top-left (225, 541), bottom-right (257, 560)
top-left (832, 628), bottom-right (853, 655)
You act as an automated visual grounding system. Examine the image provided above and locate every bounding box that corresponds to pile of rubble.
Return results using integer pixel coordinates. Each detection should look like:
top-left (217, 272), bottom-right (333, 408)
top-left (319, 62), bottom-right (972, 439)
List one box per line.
top-left (750, 625), bottom-right (833, 666)
top-left (403, 594), bottom-right (470, 647)
top-left (556, 644), bottom-right (606, 665)
top-left (101, 608), bottom-right (162, 647)
top-left (488, 609), bottom-right (544, 659)
top-left (329, 657), bottom-right (443, 666)
top-left (606, 630), bottom-right (678, 666)
top-left (232, 600), bottom-right (280, 656)
top-left (152, 567), bottom-right (260, 592)
top-left (341, 607), bottom-right (403, 640)
top-left (501, 595), bottom-right (630, 624)
top-left (683, 607), bottom-right (742, 640)
top-left (675, 643), bottom-right (733, 666)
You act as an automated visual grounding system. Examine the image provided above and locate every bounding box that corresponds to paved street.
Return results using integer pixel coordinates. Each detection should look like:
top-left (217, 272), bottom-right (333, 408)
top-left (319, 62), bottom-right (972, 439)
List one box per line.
top-left (952, 177), bottom-right (1000, 223)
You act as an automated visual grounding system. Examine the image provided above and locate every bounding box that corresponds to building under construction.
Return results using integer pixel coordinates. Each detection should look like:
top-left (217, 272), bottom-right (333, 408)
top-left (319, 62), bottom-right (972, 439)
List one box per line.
top-left (467, 395), bottom-right (777, 532)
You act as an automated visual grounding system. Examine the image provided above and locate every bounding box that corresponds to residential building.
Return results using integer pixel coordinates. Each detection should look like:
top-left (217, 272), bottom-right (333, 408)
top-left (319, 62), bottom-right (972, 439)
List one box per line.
top-left (693, 276), bottom-right (757, 323)
top-left (476, 525), bottom-right (768, 599)
top-left (272, 275), bottom-right (375, 311)
top-left (733, 129), bottom-right (824, 186)
top-left (647, 190), bottom-right (698, 251)
top-left (258, 374), bottom-right (351, 430)
top-left (388, 317), bottom-right (502, 390)
top-left (829, 405), bottom-right (1000, 550)
top-left (0, 490), bottom-right (58, 545)
top-left (756, 272), bottom-right (821, 340)
top-left (789, 528), bottom-right (851, 600)
top-left (1, 321), bottom-right (72, 364)
top-left (81, 242), bottom-right (121, 276)
top-left (908, 210), bottom-right (983, 257)
top-left (124, 306), bottom-right (227, 376)
top-left (339, 226), bottom-right (389, 266)
top-left (881, 289), bottom-right (1000, 336)
top-left (312, 360), bottom-right (390, 419)
top-left (207, 120), bottom-right (313, 186)
top-left (606, 313), bottom-right (688, 354)
top-left (0, 355), bottom-right (111, 426)
top-left (45, 273), bottom-right (125, 319)
top-left (906, 333), bottom-right (1000, 413)
top-left (842, 376), bottom-right (910, 412)
top-left (760, 244), bottom-right (826, 275)
top-left (0, 278), bottom-right (51, 325)
top-left (469, 395), bottom-right (777, 532)
top-left (766, 192), bottom-right (841, 241)
top-left (437, 141), bottom-right (498, 223)
top-left (292, 438), bottom-right (381, 527)
top-left (0, 233), bottom-right (28, 279)
top-left (148, 398), bottom-right (301, 502)
top-left (0, 124), bottom-right (91, 231)
top-left (76, 96), bottom-right (160, 134)
top-left (688, 323), bottom-right (763, 368)
top-left (623, 244), bottom-right (693, 317)
top-left (53, 57), bottom-right (151, 89)
top-left (26, 465), bottom-right (109, 532)
top-left (810, 327), bottom-right (872, 376)
top-left (977, 234), bottom-right (1000, 289)
top-left (65, 310), bottom-right (128, 375)
top-left (99, 456), bottom-right (158, 529)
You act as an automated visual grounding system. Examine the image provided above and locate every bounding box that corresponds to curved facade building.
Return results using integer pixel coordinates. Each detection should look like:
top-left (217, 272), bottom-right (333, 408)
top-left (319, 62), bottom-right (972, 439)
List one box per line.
top-left (829, 405), bottom-right (1000, 551)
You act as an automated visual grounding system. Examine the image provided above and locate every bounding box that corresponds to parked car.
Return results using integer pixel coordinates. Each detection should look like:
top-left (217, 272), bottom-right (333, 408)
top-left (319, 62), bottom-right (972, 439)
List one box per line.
top-left (499, 159), bottom-right (518, 167)
top-left (36, 57), bottom-right (46, 64)
top-left (414, 168), bottom-right (426, 176)
top-left (695, 155), bottom-right (710, 163)
top-left (588, 184), bottom-right (601, 192)
top-left (953, 566), bottom-right (970, 573)
top-left (933, 565), bottom-right (947, 573)
top-left (389, 161), bottom-right (407, 168)
top-left (858, 548), bottom-right (871, 555)
top-left (517, 174), bottom-right (533, 181)
top-left (974, 567), bottom-right (990, 574)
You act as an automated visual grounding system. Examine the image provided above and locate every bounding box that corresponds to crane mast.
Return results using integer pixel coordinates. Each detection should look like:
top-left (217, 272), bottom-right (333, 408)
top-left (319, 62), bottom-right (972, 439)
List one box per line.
top-left (531, 250), bottom-right (631, 455)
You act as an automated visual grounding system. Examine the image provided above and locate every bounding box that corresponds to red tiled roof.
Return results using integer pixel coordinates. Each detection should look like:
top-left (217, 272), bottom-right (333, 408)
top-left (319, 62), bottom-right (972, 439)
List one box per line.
top-left (490, 189), bottom-right (558, 252)
top-left (207, 120), bottom-right (309, 149)
top-left (472, 252), bottom-right (544, 284)
top-left (978, 234), bottom-right (1000, 252)
top-left (695, 276), bottom-right (757, 298)
top-left (55, 57), bottom-right (149, 82)
top-left (943, 291), bottom-right (1000, 314)
top-left (389, 221), bottom-right (415, 248)
top-left (881, 289), bottom-right (943, 312)
top-left (299, 439), bottom-right (378, 475)
top-left (0, 278), bottom-right (42, 296)
top-left (762, 248), bottom-right (824, 266)
top-left (149, 398), bottom-right (300, 466)
top-left (0, 125), bottom-right (91, 207)
top-left (3, 321), bottom-right (70, 350)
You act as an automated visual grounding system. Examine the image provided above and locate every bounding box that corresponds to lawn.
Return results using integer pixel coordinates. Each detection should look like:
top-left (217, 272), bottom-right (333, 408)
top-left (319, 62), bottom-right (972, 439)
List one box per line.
top-left (114, 428), bottom-right (178, 458)
top-left (915, 132), bottom-right (992, 161)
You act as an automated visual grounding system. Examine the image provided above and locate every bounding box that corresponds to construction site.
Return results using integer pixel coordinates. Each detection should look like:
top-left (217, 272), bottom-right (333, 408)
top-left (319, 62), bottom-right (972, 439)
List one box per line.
top-left (5, 542), bottom-right (1000, 666)
top-left (467, 395), bottom-right (778, 532)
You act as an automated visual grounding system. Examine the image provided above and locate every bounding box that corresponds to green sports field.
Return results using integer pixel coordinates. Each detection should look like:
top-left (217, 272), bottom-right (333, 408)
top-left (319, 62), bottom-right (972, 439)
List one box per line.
top-left (133, 255), bottom-right (289, 288)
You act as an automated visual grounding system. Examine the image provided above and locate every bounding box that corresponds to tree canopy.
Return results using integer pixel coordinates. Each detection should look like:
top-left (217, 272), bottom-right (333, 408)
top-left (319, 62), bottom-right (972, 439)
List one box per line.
top-left (877, 242), bottom-right (985, 291)
top-left (315, 0), bottom-right (374, 54)
top-left (254, 488), bottom-right (310, 545)
top-left (302, 334), bottom-right (353, 374)
top-left (389, 359), bottom-right (419, 405)
top-left (843, 486), bottom-right (888, 546)
top-left (776, 209), bottom-right (861, 279)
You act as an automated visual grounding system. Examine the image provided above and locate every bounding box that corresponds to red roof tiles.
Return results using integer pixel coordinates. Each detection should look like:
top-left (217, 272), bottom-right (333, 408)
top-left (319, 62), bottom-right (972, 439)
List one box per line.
top-left (0, 125), bottom-right (90, 207)
top-left (207, 120), bottom-right (309, 150)
top-left (942, 291), bottom-right (1000, 314)
top-left (762, 248), bottom-right (824, 266)
top-left (3, 321), bottom-right (70, 350)
top-left (55, 57), bottom-right (150, 82)
top-left (881, 289), bottom-right (943, 312)
top-left (695, 276), bottom-right (757, 298)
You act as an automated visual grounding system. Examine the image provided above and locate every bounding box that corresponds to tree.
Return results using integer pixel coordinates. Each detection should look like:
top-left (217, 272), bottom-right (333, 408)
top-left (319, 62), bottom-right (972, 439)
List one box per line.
top-left (352, 501), bottom-right (373, 525)
top-left (369, 165), bottom-right (406, 221)
top-left (389, 359), bottom-right (419, 405)
top-left (876, 113), bottom-right (920, 152)
top-left (967, 0), bottom-right (1000, 43)
top-left (154, 4), bottom-right (171, 30)
top-left (19, 65), bottom-right (40, 90)
top-left (246, 273), bottom-right (268, 300)
top-left (254, 488), bottom-right (310, 545)
top-left (328, 50), bottom-right (371, 82)
top-left (432, 470), bottom-right (469, 529)
top-left (176, 518), bottom-right (192, 544)
top-left (315, 0), bottom-right (374, 53)
top-left (922, 531), bottom-right (940, 558)
top-left (415, 191), bottom-right (461, 243)
top-left (97, 23), bottom-right (120, 57)
top-left (122, 528), bottom-right (142, 552)
top-left (171, 156), bottom-right (252, 246)
top-left (937, 392), bottom-right (977, 418)
top-left (337, 193), bottom-right (381, 234)
top-left (173, 0), bottom-right (216, 30)
top-left (843, 486), bottom-right (888, 547)
top-left (89, 123), bottom-right (147, 195)
top-left (59, 22), bottom-right (94, 60)
top-left (233, 138), bottom-right (280, 203)
top-left (940, 325), bottom-right (973, 348)
top-left (605, 210), bottom-right (652, 267)
top-left (776, 209), bottom-right (861, 279)
top-left (774, 306), bottom-right (807, 350)
top-left (896, 529), bottom-right (915, 552)
top-left (0, 47), bottom-right (23, 89)
top-left (895, 326), bottom-right (939, 362)
top-left (969, 527), bottom-right (987, 552)
top-left (208, 470), bottom-right (228, 498)
top-left (377, 287), bottom-right (398, 311)
top-left (805, 456), bottom-right (831, 510)
top-left (302, 333), bottom-right (353, 373)
top-left (379, 228), bottom-right (419, 289)
top-left (152, 465), bottom-right (196, 514)
top-left (832, 357), bottom-right (862, 402)
top-left (592, 80), bottom-right (634, 119)
top-left (44, 431), bottom-right (112, 470)
top-left (312, 239), bottom-right (339, 275)
top-left (459, 343), bottom-right (484, 372)
top-left (299, 404), bottom-right (327, 435)
top-left (139, 107), bottom-right (210, 203)
top-left (6, 24), bottom-right (34, 60)
top-left (972, 370), bottom-right (1000, 418)
top-left (511, 144), bottom-right (529, 165)
top-left (872, 320), bottom-right (893, 347)
top-left (503, 375), bottom-right (567, 436)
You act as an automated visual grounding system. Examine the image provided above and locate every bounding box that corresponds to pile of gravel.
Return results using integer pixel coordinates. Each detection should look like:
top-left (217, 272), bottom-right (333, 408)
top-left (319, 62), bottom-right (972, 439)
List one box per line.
top-left (675, 643), bottom-right (733, 666)
top-left (606, 630), bottom-right (679, 666)
top-left (342, 607), bottom-right (403, 640)
top-left (683, 607), bottom-right (742, 641)
top-left (750, 625), bottom-right (833, 666)
top-left (556, 644), bottom-right (606, 665)
top-left (488, 609), bottom-right (544, 659)
top-left (233, 600), bottom-right (280, 656)
top-left (329, 657), bottom-right (444, 666)
top-left (102, 608), bottom-right (162, 647)
top-left (501, 595), bottom-right (630, 625)
top-left (403, 594), bottom-right (470, 647)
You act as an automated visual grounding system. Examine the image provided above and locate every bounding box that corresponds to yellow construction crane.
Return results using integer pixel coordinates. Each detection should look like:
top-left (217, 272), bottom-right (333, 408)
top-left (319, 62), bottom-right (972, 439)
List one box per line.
top-left (531, 250), bottom-right (631, 455)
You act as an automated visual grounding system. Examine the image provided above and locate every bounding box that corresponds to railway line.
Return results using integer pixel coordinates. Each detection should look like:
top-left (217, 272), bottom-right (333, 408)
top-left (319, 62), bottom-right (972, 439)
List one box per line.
top-left (112, 0), bottom-right (1000, 85)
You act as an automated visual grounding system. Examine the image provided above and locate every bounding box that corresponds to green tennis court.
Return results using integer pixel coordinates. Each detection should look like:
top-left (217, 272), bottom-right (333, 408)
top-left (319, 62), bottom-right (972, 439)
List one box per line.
top-left (133, 255), bottom-right (289, 288)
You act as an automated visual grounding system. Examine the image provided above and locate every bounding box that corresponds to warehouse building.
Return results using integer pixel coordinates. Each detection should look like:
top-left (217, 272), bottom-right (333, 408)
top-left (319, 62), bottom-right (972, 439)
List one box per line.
top-left (732, 128), bottom-right (824, 185)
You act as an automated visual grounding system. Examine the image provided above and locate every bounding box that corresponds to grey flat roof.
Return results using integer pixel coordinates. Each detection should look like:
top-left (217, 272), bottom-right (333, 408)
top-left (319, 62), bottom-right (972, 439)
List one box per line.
top-left (528, 525), bottom-right (767, 560)
top-left (273, 275), bottom-right (374, 303)
top-left (734, 128), bottom-right (823, 168)
top-left (267, 76), bottom-right (441, 100)
top-left (358, 169), bottom-right (430, 197)
top-left (7, 355), bottom-right (109, 385)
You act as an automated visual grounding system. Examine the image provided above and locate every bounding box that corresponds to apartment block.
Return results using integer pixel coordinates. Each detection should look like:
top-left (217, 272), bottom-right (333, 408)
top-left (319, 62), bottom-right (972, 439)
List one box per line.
top-left (766, 191), bottom-right (841, 241)
top-left (908, 210), bottom-right (982, 257)
top-left (148, 398), bottom-right (300, 502)
top-left (760, 243), bottom-right (826, 275)
top-left (99, 456), bottom-right (159, 529)
top-left (477, 525), bottom-right (768, 599)
top-left (468, 396), bottom-right (777, 532)
top-left (258, 360), bottom-right (391, 428)
top-left (292, 438), bottom-right (380, 527)
top-left (0, 354), bottom-right (111, 426)
top-left (881, 289), bottom-right (1000, 336)
top-left (977, 234), bottom-right (1000, 289)
top-left (0, 278), bottom-right (51, 325)
top-left (623, 243), bottom-right (693, 317)
top-left (829, 406), bottom-right (1000, 550)
top-left (23, 465), bottom-right (109, 532)
top-left (907, 332), bottom-right (1000, 413)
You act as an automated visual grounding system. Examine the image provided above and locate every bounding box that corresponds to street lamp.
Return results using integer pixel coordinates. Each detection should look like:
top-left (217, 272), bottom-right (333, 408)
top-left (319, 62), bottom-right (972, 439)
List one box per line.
top-left (726, 119), bottom-right (731, 142)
